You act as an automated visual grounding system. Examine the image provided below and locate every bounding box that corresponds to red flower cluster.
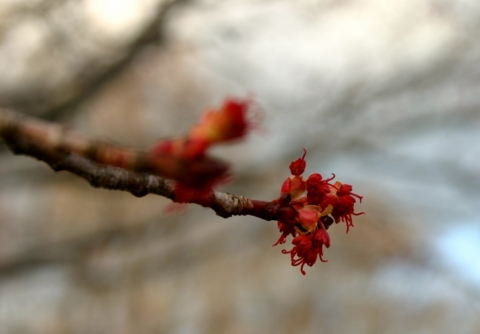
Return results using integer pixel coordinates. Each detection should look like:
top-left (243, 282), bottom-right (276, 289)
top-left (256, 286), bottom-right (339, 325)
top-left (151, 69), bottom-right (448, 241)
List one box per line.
top-left (274, 150), bottom-right (364, 275)
top-left (149, 98), bottom-right (262, 203)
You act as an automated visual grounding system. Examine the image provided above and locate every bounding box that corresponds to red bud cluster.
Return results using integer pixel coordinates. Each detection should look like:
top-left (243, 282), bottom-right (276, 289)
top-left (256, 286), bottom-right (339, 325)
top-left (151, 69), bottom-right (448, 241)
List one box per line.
top-left (149, 98), bottom-right (261, 203)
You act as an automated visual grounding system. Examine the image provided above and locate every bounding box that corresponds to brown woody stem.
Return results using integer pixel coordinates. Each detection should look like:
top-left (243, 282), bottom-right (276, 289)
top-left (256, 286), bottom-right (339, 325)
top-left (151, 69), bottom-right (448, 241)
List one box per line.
top-left (0, 108), bottom-right (285, 221)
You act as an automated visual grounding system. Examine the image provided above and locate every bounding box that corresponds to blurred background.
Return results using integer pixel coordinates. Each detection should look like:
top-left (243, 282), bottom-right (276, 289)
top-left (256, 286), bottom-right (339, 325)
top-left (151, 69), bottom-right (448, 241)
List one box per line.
top-left (0, 0), bottom-right (480, 333)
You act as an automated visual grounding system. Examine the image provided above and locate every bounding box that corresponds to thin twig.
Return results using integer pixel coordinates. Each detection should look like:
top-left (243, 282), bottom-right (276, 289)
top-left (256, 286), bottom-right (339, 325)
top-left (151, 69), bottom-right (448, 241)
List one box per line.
top-left (0, 108), bottom-right (287, 221)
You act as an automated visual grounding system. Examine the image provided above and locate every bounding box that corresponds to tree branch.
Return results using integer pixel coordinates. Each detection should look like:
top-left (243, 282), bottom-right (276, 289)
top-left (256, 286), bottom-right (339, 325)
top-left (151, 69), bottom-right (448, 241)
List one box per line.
top-left (0, 108), bottom-right (285, 221)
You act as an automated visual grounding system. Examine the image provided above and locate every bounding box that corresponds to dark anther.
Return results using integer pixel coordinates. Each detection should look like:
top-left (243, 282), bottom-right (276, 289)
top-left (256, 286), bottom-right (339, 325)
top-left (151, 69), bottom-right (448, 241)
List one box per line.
top-left (296, 224), bottom-right (309, 234)
top-left (320, 216), bottom-right (334, 229)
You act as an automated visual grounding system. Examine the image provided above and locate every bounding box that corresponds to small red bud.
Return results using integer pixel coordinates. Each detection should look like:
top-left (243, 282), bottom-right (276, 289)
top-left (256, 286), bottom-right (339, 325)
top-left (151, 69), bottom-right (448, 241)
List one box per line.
top-left (289, 149), bottom-right (307, 175)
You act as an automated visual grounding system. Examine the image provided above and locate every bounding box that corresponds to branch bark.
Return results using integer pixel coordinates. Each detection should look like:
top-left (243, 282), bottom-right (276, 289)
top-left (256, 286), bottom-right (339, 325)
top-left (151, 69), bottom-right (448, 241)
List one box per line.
top-left (0, 108), bottom-right (287, 221)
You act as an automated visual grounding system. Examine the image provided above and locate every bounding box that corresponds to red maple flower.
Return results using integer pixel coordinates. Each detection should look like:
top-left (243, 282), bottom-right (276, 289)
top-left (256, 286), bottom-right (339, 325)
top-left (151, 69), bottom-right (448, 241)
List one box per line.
top-left (329, 182), bottom-right (365, 233)
top-left (282, 225), bottom-right (331, 275)
top-left (273, 221), bottom-right (297, 246)
top-left (305, 172), bottom-right (335, 207)
top-left (189, 98), bottom-right (262, 146)
top-left (273, 149), bottom-right (363, 274)
top-left (152, 98), bottom-right (261, 161)
top-left (149, 98), bottom-right (261, 204)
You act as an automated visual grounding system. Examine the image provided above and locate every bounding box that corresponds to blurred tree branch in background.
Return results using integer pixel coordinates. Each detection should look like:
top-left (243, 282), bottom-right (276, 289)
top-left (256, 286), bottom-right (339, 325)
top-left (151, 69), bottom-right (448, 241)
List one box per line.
top-left (0, 0), bottom-right (186, 119)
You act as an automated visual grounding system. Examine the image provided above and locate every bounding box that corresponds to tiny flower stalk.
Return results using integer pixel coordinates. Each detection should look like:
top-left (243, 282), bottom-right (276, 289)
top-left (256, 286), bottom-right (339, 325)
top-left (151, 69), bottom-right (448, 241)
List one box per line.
top-left (273, 149), bottom-right (364, 275)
